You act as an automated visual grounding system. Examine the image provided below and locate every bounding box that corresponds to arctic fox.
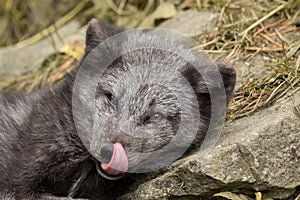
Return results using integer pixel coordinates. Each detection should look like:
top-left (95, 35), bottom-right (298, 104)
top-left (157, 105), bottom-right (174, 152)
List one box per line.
top-left (0, 19), bottom-right (236, 199)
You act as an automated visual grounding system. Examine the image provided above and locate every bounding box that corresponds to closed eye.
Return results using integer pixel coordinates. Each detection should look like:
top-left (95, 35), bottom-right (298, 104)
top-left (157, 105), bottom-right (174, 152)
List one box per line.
top-left (103, 91), bottom-right (118, 109)
top-left (104, 92), bottom-right (113, 102)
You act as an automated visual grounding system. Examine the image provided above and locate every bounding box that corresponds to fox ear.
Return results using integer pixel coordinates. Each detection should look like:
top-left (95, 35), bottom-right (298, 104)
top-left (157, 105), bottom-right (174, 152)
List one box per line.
top-left (181, 62), bottom-right (236, 151)
top-left (84, 19), bottom-right (124, 55)
top-left (181, 62), bottom-right (236, 105)
top-left (215, 62), bottom-right (236, 103)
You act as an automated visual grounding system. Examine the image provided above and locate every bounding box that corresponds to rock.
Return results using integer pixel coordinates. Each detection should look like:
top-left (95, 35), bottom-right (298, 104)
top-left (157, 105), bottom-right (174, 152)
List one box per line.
top-left (0, 21), bottom-right (85, 79)
top-left (139, 2), bottom-right (177, 28)
top-left (158, 10), bottom-right (219, 36)
top-left (120, 91), bottom-right (300, 200)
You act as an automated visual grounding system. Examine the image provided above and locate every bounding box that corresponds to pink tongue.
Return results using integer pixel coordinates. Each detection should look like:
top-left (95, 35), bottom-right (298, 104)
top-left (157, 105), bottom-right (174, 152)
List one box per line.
top-left (101, 143), bottom-right (128, 175)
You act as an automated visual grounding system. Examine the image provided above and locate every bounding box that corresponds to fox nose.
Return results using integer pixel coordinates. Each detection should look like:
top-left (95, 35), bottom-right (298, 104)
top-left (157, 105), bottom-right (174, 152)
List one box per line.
top-left (100, 145), bottom-right (114, 164)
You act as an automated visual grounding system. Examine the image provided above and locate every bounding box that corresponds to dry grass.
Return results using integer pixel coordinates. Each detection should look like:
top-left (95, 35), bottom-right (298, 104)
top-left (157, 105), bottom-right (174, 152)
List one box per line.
top-left (0, 42), bottom-right (83, 93)
top-left (0, 0), bottom-right (84, 47)
top-left (194, 1), bottom-right (300, 121)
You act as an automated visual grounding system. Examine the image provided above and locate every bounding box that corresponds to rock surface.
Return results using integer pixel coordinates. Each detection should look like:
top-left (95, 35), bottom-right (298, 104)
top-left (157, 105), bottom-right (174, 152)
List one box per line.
top-left (120, 91), bottom-right (300, 200)
top-left (158, 10), bottom-right (219, 36)
top-left (0, 21), bottom-right (85, 79)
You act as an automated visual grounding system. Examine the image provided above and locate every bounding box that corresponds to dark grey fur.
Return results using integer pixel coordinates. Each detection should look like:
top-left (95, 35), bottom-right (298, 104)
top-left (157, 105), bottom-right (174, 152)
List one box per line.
top-left (0, 20), bottom-right (236, 200)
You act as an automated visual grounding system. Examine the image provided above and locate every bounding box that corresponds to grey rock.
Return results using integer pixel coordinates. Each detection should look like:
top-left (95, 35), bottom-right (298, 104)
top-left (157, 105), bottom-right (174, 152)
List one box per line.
top-left (121, 91), bottom-right (300, 200)
top-left (158, 10), bottom-right (219, 37)
top-left (0, 21), bottom-right (85, 79)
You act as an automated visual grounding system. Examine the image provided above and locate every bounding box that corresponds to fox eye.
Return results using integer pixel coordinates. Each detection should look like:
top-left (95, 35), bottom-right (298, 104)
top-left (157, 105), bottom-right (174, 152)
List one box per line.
top-left (150, 112), bottom-right (164, 122)
top-left (140, 112), bottom-right (166, 125)
top-left (104, 92), bottom-right (117, 108)
top-left (143, 112), bottom-right (165, 124)
top-left (110, 95), bottom-right (118, 107)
